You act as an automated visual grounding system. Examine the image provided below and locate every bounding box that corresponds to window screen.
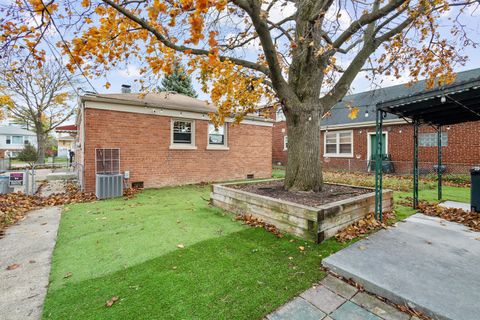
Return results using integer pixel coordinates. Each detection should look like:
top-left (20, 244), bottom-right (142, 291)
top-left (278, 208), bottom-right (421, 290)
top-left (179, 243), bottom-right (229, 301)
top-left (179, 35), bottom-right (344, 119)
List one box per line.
top-left (95, 148), bottom-right (120, 174)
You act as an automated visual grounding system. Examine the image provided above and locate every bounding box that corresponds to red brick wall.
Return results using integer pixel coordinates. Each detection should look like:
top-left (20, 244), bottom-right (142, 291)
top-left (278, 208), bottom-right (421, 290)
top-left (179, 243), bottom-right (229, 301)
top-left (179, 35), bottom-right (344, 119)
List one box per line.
top-left (272, 121), bottom-right (288, 165)
top-left (273, 120), bottom-right (480, 171)
top-left (83, 108), bottom-right (272, 193)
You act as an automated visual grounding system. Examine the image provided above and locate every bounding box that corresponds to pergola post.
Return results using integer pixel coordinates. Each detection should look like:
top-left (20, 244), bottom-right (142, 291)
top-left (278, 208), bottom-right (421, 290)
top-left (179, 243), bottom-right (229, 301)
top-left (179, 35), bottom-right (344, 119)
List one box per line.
top-left (374, 108), bottom-right (384, 220)
top-left (413, 120), bottom-right (419, 209)
top-left (437, 126), bottom-right (443, 200)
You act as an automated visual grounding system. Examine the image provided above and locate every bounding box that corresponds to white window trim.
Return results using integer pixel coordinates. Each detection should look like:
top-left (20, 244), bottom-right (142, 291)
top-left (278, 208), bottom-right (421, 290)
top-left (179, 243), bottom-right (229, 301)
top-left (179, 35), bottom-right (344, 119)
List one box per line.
top-left (170, 119), bottom-right (197, 150)
top-left (323, 130), bottom-right (354, 158)
top-left (7, 135), bottom-right (25, 145)
top-left (283, 135), bottom-right (288, 151)
top-left (206, 123), bottom-right (229, 150)
top-left (366, 131), bottom-right (389, 160)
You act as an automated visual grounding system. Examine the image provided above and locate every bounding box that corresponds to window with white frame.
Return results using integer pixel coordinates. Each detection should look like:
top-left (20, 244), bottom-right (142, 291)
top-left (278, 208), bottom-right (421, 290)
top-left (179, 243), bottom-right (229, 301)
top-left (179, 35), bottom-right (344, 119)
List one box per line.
top-left (208, 123), bottom-right (226, 146)
top-left (283, 136), bottom-right (288, 150)
top-left (172, 120), bottom-right (195, 146)
top-left (324, 131), bottom-right (353, 156)
top-left (6, 135), bottom-right (24, 145)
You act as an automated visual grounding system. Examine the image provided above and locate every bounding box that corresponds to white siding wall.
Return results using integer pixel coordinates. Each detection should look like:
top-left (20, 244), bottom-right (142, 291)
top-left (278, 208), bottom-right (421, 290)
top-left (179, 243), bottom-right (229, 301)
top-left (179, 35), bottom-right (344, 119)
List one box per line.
top-left (0, 134), bottom-right (38, 150)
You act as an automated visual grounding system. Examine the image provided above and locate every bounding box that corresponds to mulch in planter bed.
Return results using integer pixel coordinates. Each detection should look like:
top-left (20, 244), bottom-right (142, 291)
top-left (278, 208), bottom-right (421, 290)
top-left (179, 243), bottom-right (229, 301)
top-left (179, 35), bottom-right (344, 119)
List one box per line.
top-left (230, 180), bottom-right (370, 207)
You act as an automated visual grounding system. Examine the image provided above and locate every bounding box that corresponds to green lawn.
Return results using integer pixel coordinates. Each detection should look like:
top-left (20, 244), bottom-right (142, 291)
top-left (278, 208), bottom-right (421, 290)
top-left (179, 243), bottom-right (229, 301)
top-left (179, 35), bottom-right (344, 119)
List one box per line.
top-left (43, 171), bottom-right (470, 319)
top-left (43, 185), bottom-right (349, 320)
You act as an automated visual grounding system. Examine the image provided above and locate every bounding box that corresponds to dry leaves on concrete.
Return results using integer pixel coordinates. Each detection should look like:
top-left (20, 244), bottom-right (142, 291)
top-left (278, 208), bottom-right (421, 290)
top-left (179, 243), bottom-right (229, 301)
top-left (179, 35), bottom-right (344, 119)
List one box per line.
top-left (418, 201), bottom-right (480, 232)
top-left (6, 263), bottom-right (20, 270)
top-left (235, 214), bottom-right (283, 238)
top-left (335, 211), bottom-right (396, 243)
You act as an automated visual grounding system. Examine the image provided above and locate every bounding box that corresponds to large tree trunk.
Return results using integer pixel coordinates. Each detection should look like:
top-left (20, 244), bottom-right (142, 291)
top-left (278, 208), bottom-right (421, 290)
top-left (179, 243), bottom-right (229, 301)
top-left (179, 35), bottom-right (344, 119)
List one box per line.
top-left (284, 107), bottom-right (323, 192)
top-left (36, 131), bottom-right (46, 164)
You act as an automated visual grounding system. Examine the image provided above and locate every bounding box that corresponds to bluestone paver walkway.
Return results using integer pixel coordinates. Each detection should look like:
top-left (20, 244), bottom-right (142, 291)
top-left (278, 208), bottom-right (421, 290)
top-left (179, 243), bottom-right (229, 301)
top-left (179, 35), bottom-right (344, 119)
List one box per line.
top-left (0, 206), bottom-right (62, 320)
top-left (323, 213), bottom-right (480, 320)
top-left (267, 274), bottom-right (414, 320)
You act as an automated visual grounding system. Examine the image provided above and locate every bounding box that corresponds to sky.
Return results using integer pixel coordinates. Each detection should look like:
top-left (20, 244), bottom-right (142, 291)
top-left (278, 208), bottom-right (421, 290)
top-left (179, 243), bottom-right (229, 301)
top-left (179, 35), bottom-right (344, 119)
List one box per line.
top-left (3, 0), bottom-right (480, 126)
top-left (83, 2), bottom-right (480, 101)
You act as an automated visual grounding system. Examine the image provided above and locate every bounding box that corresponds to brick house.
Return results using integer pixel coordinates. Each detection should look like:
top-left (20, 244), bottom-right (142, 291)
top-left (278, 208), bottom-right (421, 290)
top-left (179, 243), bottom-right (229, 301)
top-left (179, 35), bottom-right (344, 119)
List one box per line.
top-left (273, 68), bottom-right (480, 174)
top-left (76, 91), bottom-right (273, 193)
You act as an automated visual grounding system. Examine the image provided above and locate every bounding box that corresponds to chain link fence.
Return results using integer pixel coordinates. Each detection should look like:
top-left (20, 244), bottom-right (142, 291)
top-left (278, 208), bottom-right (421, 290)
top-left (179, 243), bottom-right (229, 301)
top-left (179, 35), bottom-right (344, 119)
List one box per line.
top-left (323, 158), bottom-right (475, 175)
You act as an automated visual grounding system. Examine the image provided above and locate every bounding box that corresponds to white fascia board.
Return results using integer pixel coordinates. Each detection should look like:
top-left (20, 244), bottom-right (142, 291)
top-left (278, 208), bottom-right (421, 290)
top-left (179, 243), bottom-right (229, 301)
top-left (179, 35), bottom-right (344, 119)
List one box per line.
top-left (85, 101), bottom-right (274, 127)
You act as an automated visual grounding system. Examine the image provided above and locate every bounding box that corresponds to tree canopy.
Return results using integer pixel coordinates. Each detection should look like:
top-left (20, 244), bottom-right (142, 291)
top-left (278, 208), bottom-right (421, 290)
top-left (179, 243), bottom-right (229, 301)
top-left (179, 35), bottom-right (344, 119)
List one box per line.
top-left (1, 0), bottom-right (478, 190)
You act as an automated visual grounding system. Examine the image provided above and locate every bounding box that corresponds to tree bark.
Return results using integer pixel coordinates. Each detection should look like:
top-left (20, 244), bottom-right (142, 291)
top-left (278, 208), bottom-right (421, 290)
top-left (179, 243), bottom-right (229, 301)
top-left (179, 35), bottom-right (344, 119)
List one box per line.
top-left (284, 107), bottom-right (323, 192)
top-left (36, 130), bottom-right (46, 164)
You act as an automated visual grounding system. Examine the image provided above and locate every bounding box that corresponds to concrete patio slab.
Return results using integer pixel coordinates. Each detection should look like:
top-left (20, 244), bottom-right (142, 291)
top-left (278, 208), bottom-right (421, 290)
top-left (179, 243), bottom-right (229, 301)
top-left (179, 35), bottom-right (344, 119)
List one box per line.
top-left (267, 297), bottom-right (326, 320)
top-left (439, 200), bottom-right (471, 212)
top-left (0, 207), bottom-right (62, 320)
top-left (323, 213), bottom-right (480, 320)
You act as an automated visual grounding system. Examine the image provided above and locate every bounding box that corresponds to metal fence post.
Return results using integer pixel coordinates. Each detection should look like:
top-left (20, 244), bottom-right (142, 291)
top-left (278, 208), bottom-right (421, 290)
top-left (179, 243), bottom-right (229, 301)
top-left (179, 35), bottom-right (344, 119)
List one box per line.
top-left (413, 121), bottom-right (419, 209)
top-left (374, 109), bottom-right (384, 220)
top-left (437, 126), bottom-right (443, 200)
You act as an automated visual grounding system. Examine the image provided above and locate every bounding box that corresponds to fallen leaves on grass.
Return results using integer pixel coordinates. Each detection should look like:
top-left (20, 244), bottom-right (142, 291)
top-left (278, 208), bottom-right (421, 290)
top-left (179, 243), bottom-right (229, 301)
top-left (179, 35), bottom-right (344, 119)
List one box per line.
top-left (105, 296), bottom-right (119, 307)
top-left (335, 211), bottom-right (395, 243)
top-left (63, 272), bottom-right (73, 279)
top-left (6, 263), bottom-right (20, 270)
top-left (418, 201), bottom-right (480, 232)
top-left (298, 246), bottom-right (305, 251)
top-left (0, 184), bottom-right (141, 235)
top-left (177, 244), bottom-right (185, 249)
top-left (235, 214), bottom-right (283, 238)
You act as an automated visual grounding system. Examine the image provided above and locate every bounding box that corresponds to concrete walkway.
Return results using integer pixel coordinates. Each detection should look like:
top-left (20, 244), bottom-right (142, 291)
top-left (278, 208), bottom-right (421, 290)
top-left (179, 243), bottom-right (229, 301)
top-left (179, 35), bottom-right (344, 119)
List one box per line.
top-left (323, 213), bottom-right (480, 320)
top-left (267, 274), bottom-right (415, 320)
top-left (0, 206), bottom-right (62, 320)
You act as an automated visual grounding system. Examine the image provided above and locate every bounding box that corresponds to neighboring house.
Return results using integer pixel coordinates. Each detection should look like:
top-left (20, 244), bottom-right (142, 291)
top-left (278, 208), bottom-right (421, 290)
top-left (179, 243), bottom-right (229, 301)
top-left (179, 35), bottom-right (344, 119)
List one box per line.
top-left (55, 124), bottom-right (77, 158)
top-left (273, 68), bottom-right (480, 174)
top-left (0, 125), bottom-right (37, 158)
top-left (76, 91), bottom-right (273, 193)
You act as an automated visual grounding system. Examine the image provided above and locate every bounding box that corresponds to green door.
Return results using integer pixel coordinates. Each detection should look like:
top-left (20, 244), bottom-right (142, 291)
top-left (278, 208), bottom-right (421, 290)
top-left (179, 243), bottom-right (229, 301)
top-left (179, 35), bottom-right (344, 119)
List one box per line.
top-left (370, 134), bottom-right (386, 160)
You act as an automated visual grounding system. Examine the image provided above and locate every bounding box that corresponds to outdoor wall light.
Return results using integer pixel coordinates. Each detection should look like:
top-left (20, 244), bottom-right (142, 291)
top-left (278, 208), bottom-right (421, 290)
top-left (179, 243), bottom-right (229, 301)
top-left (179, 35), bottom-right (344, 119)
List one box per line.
top-left (365, 109), bottom-right (369, 118)
top-left (441, 95), bottom-right (447, 103)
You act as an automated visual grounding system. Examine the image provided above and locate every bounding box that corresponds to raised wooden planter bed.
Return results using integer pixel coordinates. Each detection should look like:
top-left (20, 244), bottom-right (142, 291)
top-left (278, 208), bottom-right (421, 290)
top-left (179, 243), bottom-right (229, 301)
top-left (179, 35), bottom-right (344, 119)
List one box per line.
top-left (211, 179), bottom-right (393, 243)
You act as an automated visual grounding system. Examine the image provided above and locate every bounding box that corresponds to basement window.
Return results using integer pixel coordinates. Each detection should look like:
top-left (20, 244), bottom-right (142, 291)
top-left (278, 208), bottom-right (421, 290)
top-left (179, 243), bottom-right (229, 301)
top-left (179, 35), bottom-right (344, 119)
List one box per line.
top-left (95, 148), bottom-right (120, 174)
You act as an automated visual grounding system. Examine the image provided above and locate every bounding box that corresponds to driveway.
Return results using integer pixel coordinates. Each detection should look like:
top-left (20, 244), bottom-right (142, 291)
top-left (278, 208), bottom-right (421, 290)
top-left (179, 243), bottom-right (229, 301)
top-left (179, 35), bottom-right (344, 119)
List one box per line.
top-left (0, 207), bottom-right (62, 320)
top-left (323, 213), bottom-right (480, 320)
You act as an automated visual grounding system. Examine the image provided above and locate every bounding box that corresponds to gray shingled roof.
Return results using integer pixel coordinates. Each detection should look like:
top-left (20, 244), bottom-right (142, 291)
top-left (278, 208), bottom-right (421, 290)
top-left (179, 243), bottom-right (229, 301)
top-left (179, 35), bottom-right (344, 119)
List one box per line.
top-left (0, 126), bottom-right (36, 136)
top-left (321, 68), bottom-right (480, 126)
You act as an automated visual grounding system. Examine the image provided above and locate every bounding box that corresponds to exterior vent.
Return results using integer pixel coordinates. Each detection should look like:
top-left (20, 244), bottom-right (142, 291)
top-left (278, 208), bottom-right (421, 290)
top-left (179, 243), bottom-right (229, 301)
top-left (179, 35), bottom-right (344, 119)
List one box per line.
top-left (96, 174), bottom-right (123, 199)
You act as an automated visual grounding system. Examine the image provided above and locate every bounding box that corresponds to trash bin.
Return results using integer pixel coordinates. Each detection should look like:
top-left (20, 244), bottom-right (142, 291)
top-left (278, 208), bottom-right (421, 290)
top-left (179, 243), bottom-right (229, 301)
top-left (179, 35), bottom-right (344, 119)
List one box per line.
top-left (0, 176), bottom-right (11, 194)
top-left (471, 167), bottom-right (480, 212)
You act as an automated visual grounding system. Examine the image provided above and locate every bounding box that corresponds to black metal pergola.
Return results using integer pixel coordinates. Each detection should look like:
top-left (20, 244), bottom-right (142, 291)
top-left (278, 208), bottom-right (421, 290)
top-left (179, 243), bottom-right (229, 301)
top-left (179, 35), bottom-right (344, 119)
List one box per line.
top-left (373, 77), bottom-right (480, 219)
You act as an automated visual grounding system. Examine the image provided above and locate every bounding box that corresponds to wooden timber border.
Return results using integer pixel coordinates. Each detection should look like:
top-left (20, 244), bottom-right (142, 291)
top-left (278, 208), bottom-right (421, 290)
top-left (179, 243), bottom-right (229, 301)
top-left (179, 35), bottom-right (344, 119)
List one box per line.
top-left (210, 179), bottom-right (393, 243)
